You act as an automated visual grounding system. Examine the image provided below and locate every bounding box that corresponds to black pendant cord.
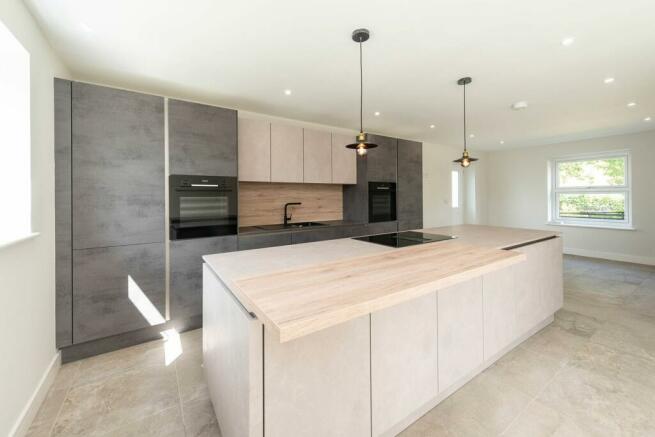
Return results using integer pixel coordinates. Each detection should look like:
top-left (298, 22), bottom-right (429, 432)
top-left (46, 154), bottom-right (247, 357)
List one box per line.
top-left (359, 39), bottom-right (363, 133)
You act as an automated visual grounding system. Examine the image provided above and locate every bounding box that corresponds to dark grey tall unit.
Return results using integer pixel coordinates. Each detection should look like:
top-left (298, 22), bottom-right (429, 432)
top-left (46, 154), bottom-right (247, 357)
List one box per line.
top-left (54, 79), bottom-right (73, 347)
top-left (343, 155), bottom-right (368, 223)
top-left (397, 139), bottom-right (423, 231)
top-left (168, 99), bottom-right (238, 176)
top-left (55, 80), bottom-right (166, 350)
top-left (366, 134), bottom-right (398, 183)
top-left (168, 99), bottom-right (239, 323)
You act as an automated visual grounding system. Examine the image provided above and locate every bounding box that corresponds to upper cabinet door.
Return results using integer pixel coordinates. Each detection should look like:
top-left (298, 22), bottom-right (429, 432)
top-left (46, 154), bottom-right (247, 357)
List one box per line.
top-left (303, 129), bottom-right (332, 184)
top-left (271, 123), bottom-right (303, 183)
top-left (367, 134), bottom-right (397, 182)
top-left (397, 139), bottom-right (423, 231)
top-left (331, 133), bottom-right (357, 185)
top-left (72, 82), bottom-right (165, 249)
top-left (169, 99), bottom-right (237, 176)
top-left (238, 118), bottom-right (271, 182)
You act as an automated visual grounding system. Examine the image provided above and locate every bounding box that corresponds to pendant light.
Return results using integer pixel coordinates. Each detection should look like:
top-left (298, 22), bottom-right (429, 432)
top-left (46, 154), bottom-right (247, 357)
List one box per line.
top-left (346, 28), bottom-right (378, 156)
top-left (453, 77), bottom-right (478, 168)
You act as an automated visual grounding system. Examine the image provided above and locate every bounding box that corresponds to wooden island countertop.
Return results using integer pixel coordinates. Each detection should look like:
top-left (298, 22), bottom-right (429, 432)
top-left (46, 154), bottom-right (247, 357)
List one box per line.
top-left (203, 225), bottom-right (559, 343)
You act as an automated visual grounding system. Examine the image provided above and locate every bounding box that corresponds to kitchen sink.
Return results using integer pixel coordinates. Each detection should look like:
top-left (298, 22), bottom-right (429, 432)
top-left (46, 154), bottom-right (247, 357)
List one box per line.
top-left (255, 222), bottom-right (327, 231)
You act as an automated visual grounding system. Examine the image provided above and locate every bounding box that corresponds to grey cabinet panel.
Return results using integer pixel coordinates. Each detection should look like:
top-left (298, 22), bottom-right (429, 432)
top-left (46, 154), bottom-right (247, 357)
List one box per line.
top-left (366, 221), bottom-right (398, 235)
top-left (171, 236), bottom-right (237, 320)
top-left (72, 82), bottom-right (165, 249)
top-left (55, 78), bottom-right (73, 348)
top-left (367, 135), bottom-right (397, 182)
top-left (73, 243), bottom-right (165, 343)
top-left (238, 233), bottom-right (292, 251)
top-left (397, 139), bottom-right (423, 231)
top-left (343, 155), bottom-right (368, 223)
top-left (169, 99), bottom-right (237, 176)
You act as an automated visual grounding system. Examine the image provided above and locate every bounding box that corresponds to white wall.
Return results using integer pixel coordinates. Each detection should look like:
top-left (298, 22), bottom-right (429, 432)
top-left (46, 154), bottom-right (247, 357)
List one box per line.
top-left (481, 130), bottom-right (655, 265)
top-left (422, 142), bottom-right (467, 228)
top-left (0, 1), bottom-right (70, 435)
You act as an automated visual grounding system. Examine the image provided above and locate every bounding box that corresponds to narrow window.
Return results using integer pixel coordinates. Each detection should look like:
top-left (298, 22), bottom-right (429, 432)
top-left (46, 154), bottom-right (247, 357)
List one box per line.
top-left (451, 170), bottom-right (460, 209)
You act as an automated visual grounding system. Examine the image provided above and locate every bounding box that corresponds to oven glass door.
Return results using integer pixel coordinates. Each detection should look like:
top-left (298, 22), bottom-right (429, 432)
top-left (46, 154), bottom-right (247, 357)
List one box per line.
top-left (369, 182), bottom-right (397, 223)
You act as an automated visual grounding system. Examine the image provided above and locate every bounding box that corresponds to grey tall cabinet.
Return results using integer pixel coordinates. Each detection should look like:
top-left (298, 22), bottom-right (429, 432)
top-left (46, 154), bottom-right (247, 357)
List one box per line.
top-left (397, 139), bottom-right (423, 231)
top-left (56, 79), bottom-right (166, 347)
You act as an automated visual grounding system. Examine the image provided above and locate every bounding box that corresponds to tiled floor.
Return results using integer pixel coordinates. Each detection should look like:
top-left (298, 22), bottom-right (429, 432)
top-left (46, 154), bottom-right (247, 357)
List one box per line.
top-left (27, 255), bottom-right (655, 436)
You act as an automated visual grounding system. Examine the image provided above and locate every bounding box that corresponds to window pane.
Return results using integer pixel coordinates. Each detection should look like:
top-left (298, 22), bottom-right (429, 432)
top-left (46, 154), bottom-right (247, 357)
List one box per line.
top-left (559, 193), bottom-right (625, 220)
top-left (558, 157), bottom-right (625, 187)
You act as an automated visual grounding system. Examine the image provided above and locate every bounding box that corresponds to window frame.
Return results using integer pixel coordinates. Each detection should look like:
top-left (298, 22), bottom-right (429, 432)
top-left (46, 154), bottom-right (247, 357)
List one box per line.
top-left (548, 150), bottom-right (633, 230)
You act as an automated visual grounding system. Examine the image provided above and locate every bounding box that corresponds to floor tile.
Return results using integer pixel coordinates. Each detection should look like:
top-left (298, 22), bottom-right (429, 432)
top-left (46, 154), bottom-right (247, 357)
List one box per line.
top-left (182, 397), bottom-right (222, 437)
top-left (99, 405), bottom-right (185, 437)
top-left (25, 388), bottom-right (68, 437)
top-left (176, 353), bottom-right (209, 404)
top-left (589, 312), bottom-right (655, 360)
top-left (501, 399), bottom-right (595, 437)
top-left (519, 321), bottom-right (590, 365)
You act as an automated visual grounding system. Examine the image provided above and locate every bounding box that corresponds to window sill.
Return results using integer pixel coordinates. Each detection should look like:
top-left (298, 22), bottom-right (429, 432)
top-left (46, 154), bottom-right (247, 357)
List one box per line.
top-left (0, 232), bottom-right (40, 250)
top-left (546, 222), bottom-right (635, 231)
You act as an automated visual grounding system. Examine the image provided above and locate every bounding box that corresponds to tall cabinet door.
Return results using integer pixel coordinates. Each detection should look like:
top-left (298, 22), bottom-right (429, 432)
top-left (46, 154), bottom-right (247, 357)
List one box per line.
top-left (366, 134), bottom-right (397, 183)
top-left (238, 118), bottom-right (271, 182)
top-left (331, 133), bottom-right (357, 184)
top-left (72, 82), bottom-right (165, 249)
top-left (303, 129), bottom-right (332, 183)
top-left (169, 99), bottom-right (237, 176)
top-left (73, 243), bottom-right (165, 343)
top-left (271, 123), bottom-right (303, 183)
top-left (397, 139), bottom-right (423, 231)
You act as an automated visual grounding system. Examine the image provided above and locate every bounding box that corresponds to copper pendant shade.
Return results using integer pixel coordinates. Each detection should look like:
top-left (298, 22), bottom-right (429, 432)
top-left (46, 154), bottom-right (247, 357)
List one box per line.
top-left (346, 28), bottom-right (377, 156)
top-left (453, 77), bottom-right (478, 168)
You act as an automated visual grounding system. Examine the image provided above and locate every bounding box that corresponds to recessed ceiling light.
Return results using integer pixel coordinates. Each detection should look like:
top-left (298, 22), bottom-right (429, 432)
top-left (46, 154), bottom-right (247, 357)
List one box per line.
top-left (511, 101), bottom-right (528, 110)
top-left (499, 140), bottom-right (505, 144)
top-left (603, 77), bottom-right (615, 84)
top-left (284, 89), bottom-right (292, 95)
top-left (627, 102), bottom-right (637, 107)
top-left (374, 111), bottom-right (380, 116)
top-left (561, 37), bottom-right (575, 46)
top-left (429, 124), bottom-right (435, 129)
top-left (645, 116), bottom-right (652, 122)
top-left (469, 134), bottom-right (475, 138)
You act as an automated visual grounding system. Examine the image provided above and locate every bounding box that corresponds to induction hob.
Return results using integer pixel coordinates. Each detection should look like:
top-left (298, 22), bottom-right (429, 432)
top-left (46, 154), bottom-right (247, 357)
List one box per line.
top-left (353, 231), bottom-right (456, 248)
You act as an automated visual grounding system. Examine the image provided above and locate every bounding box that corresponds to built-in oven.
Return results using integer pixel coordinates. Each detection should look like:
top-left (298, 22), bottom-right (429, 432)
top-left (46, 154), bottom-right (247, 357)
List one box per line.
top-left (169, 175), bottom-right (237, 240)
top-left (368, 181), bottom-right (397, 223)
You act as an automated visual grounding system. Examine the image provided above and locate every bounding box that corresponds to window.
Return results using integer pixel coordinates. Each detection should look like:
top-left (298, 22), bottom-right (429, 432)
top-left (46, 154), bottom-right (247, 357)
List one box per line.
top-left (549, 151), bottom-right (632, 229)
top-left (451, 170), bottom-right (460, 208)
top-left (0, 20), bottom-right (31, 246)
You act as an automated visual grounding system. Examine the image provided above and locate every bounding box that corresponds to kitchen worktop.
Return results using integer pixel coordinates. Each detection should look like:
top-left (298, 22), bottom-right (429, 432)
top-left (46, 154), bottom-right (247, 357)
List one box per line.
top-left (204, 225), bottom-right (559, 342)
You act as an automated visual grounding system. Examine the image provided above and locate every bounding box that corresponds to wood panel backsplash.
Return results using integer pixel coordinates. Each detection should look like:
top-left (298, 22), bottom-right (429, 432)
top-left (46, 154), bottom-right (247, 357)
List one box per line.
top-left (239, 182), bottom-right (343, 227)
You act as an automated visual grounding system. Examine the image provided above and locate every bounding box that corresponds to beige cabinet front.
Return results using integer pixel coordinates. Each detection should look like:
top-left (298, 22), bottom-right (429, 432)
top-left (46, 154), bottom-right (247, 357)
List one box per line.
top-left (303, 129), bottom-right (332, 183)
top-left (238, 118), bottom-right (271, 182)
top-left (271, 123), bottom-right (303, 183)
top-left (331, 133), bottom-right (357, 184)
top-left (437, 277), bottom-right (484, 393)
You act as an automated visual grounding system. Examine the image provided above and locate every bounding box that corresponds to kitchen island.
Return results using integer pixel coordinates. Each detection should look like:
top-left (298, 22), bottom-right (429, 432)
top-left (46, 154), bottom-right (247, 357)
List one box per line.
top-left (202, 225), bottom-right (563, 437)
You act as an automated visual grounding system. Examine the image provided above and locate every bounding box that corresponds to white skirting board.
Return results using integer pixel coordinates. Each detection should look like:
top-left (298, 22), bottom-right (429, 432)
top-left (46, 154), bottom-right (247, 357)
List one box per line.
top-left (564, 247), bottom-right (655, 266)
top-left (9, 352), bottom-right (61, 437)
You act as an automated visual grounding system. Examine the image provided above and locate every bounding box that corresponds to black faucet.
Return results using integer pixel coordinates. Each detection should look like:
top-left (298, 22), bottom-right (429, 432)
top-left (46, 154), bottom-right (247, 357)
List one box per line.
top-left (284, 202), bottom-right (302, 226)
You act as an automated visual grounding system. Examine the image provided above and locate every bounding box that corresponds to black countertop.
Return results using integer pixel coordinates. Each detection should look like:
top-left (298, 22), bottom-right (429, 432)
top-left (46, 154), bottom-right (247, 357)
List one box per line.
top-left (238, 220), bottom-right (367, 236)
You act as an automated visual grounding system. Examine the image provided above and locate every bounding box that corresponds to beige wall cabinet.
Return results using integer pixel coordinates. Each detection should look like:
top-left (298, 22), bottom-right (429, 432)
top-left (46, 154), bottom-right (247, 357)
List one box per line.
top-left (331, 133), bottom-right (357, 184)
top-left (238, 118), bottom-right (271, 182)
top-left (270, 123), bottom-right (303, 183)
top-left (303, 129), bottom-right (332, 183)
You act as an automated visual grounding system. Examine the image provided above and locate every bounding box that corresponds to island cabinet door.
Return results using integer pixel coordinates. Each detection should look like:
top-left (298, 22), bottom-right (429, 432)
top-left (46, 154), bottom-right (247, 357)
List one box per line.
top-left (371, 292), bottom-right (438, 436)
top-left (264, 316), bottom-right (371, 437)
top-left (437, 277), bottom-right (484, 393)
top-left (482, 266), bottom-right (519, 361)
top-left (170, 235), bottom-right (238, 321)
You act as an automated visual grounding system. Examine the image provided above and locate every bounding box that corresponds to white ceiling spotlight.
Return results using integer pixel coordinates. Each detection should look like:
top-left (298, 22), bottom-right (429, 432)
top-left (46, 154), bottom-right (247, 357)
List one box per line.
top-left (627, 102), bottom-right (637, 107)
top-left (469, 133), bottom-right (475, 138)
top-left (645, 117), bottom-right (652, 122)
top-left (499, 140), bottom-right (505, 145)
top-left (603, 77), bottom-right (615, 84)
top-left (561, 37), bottom-right (575, 46)
top-left (283, 89), bottom-right (292, 95)
top-left (511, 101), bottom-right (528, 111)
top-left (374, 111), bottom-right (380, 116)
top-left (429, 124), bottom-right (436, 129)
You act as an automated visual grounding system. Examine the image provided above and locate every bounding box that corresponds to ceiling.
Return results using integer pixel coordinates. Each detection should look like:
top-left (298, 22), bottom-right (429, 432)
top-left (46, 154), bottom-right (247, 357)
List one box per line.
top-left (26, 0), bottom-right (655, 150)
